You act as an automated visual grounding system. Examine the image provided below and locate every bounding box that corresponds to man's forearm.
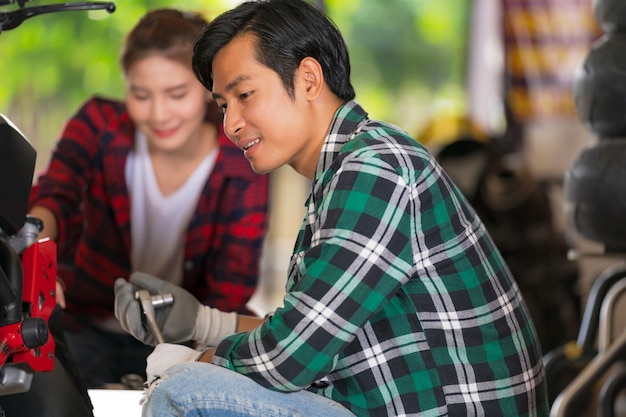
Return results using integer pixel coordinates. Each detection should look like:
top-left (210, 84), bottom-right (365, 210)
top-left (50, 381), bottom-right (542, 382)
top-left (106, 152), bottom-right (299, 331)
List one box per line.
top-left (237, 315), bottom-right (264, 332)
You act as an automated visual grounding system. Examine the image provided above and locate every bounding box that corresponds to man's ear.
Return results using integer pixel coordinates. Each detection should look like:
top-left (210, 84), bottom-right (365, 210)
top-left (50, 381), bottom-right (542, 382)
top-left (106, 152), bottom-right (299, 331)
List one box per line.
top-left (297, 57), bottom-right (324, 100)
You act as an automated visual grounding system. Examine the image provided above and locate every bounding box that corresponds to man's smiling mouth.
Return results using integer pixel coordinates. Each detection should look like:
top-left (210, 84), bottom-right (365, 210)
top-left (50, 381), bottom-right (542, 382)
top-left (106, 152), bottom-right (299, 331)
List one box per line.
top-left (242, 138), bottom-right (260, 151)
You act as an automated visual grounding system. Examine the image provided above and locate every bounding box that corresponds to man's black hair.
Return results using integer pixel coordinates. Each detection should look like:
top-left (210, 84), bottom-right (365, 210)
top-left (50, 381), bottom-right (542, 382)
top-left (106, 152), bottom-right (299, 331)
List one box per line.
top-left (192, 0), bottom-right (355, 101)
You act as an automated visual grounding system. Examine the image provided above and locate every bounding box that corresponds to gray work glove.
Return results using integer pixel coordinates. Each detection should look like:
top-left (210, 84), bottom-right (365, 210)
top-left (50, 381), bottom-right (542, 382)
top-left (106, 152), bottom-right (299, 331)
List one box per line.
top-left (114, 272), bottom-right (237, 346)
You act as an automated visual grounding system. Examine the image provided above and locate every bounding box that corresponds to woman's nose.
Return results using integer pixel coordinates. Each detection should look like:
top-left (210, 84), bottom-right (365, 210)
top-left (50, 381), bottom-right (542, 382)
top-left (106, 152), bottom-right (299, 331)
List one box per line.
top-left (149, 98), bottom-right (168, 123)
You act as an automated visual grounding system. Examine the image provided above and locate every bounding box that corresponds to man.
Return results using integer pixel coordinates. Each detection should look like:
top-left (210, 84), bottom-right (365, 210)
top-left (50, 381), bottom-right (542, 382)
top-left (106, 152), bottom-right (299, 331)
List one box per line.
top-left (114, 0), bottom-right (549, 415)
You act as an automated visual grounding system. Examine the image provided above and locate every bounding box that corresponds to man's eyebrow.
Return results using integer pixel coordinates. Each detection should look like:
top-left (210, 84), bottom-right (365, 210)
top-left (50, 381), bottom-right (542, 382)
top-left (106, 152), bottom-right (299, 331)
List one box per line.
top-left (212, 75), bottom-right (251, 100)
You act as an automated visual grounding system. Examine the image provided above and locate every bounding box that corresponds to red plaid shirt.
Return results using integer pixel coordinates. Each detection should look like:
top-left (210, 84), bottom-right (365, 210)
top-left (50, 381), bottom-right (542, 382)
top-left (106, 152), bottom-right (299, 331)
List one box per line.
top-left (30, 97), bottom-right (269, 327)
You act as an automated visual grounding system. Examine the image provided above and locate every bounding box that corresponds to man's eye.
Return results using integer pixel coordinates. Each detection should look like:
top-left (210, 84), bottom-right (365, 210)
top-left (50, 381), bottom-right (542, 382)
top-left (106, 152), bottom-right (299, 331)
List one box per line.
top-left (239, 91), bottom-right (251, 100)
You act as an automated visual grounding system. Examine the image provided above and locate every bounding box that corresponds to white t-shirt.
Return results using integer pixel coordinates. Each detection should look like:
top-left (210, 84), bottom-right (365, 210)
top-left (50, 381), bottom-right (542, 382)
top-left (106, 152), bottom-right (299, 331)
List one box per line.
top-left (125, 132), bottom-right (217, 285)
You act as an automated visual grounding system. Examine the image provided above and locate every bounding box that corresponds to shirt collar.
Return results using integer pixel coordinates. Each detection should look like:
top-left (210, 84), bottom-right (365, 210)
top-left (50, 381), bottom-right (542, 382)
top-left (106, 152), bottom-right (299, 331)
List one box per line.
top-left (314, 100), bottom-right (369, 181)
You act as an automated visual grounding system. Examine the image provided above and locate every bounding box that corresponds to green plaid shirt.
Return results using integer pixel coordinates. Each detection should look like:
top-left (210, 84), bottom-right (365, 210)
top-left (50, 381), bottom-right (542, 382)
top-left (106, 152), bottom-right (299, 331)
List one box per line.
top-left (214, 101), bottom-right (548, 416)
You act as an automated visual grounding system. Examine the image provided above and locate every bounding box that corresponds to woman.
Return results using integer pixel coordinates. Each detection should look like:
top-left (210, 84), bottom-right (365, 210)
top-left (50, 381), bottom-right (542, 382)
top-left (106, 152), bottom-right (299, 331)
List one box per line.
top-left (28, 9), bottom-right (269, 388)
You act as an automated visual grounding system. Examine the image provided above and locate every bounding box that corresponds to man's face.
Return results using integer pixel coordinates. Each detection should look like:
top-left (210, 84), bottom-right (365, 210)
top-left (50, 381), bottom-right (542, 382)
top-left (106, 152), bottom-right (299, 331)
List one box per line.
top-left (211, 34), bottom-right (319, 177)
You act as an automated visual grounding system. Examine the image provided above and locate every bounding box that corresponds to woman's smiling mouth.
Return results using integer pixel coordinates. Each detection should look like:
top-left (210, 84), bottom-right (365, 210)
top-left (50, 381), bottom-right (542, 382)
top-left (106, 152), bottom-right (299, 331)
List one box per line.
top-left (153, 127), bottom-right (179, 138)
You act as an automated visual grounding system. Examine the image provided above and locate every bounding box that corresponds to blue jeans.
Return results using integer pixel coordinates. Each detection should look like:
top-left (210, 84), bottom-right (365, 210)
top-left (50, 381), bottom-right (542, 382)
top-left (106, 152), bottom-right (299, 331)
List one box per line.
top-left (142, 362), bottom-right (356, 417)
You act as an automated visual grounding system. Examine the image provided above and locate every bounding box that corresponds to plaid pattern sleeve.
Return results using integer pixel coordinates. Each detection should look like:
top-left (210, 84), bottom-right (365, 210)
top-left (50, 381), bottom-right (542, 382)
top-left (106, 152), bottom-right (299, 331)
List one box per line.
top-left (214, 101), bottom-right (548, 417)
top-left (30, 97), bottom-right (125, 245)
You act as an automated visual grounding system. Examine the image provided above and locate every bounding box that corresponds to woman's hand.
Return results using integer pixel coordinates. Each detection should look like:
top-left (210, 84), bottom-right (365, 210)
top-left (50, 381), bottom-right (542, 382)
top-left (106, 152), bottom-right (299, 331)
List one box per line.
top-left (56, 280), bottom-right (66, 308)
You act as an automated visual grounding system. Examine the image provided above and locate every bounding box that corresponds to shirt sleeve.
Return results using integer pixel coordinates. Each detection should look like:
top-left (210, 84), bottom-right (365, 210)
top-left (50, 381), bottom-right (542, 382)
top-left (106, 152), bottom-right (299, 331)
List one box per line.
top-left (213, 153), bottom-right (415, 391)
top-left (29, 98), bottom-right (122, 263)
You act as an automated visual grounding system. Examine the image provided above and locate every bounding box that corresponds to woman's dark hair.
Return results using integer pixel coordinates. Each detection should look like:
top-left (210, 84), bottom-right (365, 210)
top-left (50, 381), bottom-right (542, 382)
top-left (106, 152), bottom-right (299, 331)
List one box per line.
top-left (121, 9), bottom-right (207, 74)
top-left (192, 0), bottom-right (355, 101)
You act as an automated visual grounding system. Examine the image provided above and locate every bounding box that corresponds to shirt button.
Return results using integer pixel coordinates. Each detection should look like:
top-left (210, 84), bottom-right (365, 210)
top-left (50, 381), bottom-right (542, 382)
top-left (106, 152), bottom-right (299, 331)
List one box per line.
top-left (184, 260), bottom-right (194, 271)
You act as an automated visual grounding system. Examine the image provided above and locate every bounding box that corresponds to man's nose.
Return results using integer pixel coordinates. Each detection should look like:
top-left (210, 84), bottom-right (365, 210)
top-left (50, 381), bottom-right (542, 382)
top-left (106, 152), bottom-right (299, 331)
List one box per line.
top-left (223, 103), bottom-right (244, 140)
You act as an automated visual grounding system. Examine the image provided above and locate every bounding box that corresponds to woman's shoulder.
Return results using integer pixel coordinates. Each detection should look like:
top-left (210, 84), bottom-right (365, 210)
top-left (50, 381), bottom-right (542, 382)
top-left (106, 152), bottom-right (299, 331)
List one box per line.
top-left (72, 96), bottom-right (128, 128)
top-left (78, 95), bottom-right (125, 111)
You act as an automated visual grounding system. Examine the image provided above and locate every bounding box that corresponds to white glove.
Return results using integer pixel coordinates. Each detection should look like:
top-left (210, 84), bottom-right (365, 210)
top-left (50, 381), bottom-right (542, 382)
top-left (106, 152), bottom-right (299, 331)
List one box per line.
top-left (193, 305), bottom-right (238, 347)
top-left (146, 343), bottom-right (202, 382)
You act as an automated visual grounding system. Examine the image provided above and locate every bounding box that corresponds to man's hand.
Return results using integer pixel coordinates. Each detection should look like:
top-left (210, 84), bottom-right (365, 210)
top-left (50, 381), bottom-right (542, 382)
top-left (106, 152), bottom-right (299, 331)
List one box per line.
top-left (146, 343), bottom-right (202, 382)
top-left (114, 272), bottom-right (237, 346)
top-left (114, 272), bottom-right (201, 345)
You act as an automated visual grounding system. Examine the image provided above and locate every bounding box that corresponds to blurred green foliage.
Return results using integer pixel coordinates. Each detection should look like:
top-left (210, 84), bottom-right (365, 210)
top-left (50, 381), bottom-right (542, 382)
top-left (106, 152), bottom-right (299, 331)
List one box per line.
top-left (0, 0), bottom-right (469, 172)
top-left (0, 0), bottom-right (233, 104)
top-left (327, 0), bottom-right (469, 137)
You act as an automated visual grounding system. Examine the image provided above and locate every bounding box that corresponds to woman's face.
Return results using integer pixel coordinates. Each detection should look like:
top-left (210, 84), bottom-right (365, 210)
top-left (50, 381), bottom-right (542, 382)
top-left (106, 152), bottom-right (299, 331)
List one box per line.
top-left (125, 54), bottom-right (211, 154)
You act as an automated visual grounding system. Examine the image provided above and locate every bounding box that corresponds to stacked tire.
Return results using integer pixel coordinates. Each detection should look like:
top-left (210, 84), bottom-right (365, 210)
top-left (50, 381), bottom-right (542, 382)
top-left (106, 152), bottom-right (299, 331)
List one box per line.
top-left (566, 0), bottom-right (626, 251)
